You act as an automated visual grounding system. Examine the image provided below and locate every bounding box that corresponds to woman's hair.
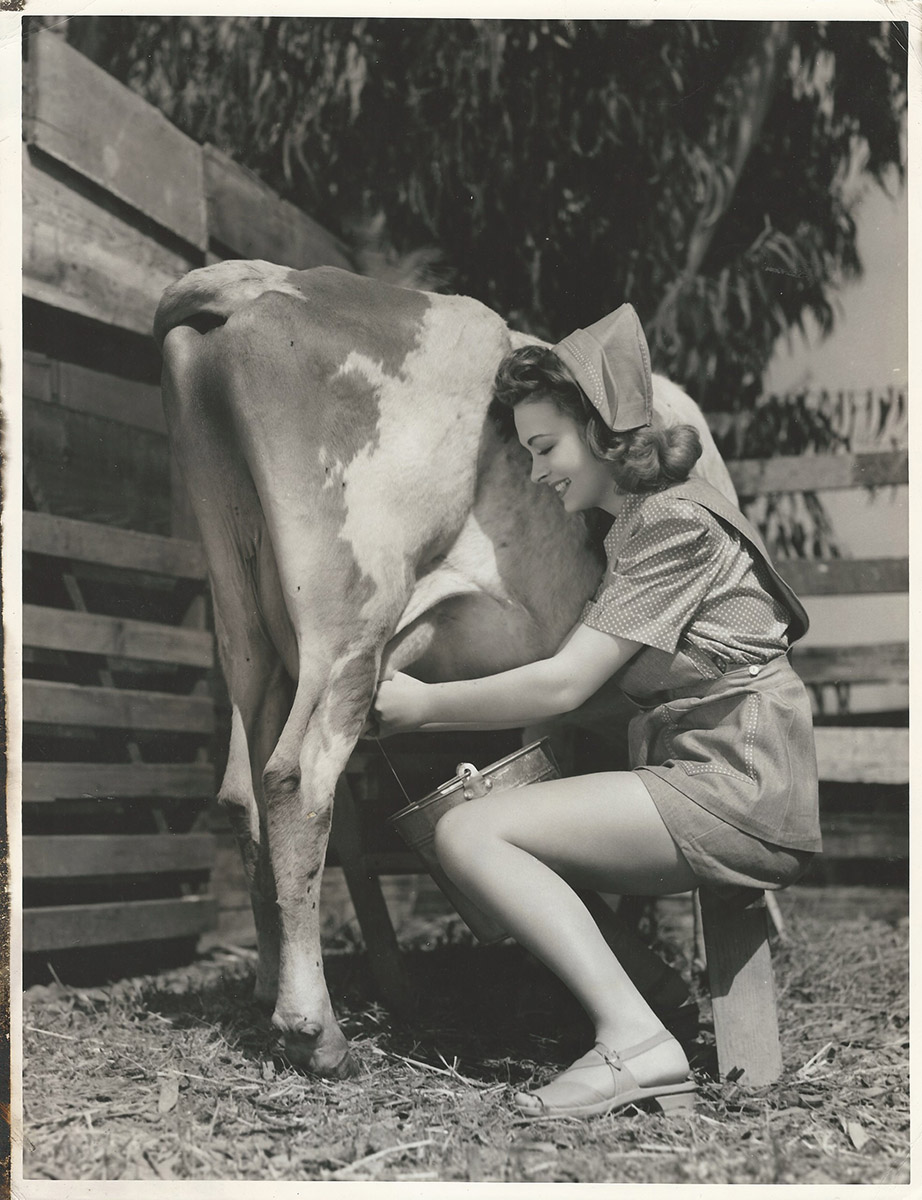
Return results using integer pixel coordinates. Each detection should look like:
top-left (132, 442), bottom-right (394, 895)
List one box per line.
top-left (493, 344), bottom-right (702, 494)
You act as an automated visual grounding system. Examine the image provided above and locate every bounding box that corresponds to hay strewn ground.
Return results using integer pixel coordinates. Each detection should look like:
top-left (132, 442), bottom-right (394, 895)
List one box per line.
top-left (20, 885), bottom-right (908, 1184)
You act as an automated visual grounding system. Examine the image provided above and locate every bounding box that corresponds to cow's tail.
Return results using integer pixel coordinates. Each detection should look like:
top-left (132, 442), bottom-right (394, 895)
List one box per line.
top-left (153, 259), bottom-right (302, 349)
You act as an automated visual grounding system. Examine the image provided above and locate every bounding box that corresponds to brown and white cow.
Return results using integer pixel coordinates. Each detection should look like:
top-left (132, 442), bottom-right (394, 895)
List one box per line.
top-left (154, 261), bottom-right (736, 1077)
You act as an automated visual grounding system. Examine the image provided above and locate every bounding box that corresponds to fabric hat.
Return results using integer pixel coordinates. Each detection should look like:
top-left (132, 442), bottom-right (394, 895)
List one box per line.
top-left (552, 303), bottom-right (653, 431)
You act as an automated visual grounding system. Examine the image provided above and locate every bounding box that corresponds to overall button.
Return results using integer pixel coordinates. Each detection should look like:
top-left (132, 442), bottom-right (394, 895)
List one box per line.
top-left (748, 664), bottom-right (761, 676)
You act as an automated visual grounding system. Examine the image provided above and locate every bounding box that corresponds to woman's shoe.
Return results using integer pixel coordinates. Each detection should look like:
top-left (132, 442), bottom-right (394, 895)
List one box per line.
top-left (514, 1030), bottom-right (696, 1120)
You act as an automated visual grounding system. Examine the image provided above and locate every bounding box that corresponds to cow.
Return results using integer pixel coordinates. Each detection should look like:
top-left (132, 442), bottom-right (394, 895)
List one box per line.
top-left (154, 260), bottom-right (736, 1078)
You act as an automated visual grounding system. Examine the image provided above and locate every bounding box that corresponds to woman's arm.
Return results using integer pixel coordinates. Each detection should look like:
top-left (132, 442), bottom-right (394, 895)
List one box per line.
top-left (373, 622), bottom-right (643, 735)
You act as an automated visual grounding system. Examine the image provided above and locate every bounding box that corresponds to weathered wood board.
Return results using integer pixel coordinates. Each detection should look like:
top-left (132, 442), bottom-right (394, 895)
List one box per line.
top-left (24, 512), bottom-right (206, 580)
top-left (24, 605), bottom-right (214, 669)
top-left (779, 557), bottom-right (907, 597)
top-left (793, 642), bottom-right (907, 686)
top-left (23, 897), bottom-right (219, 953)
top-left (24, 834), bottom-right (216, 878)
top-left (23, 762), bottom-right (215, 804)
top-left (24, 394), bottom-right (172, 533)
top-left (729, 449), bottom-right (908, 495)
top-left (24, 679), bottom-right (215, 734)
top-left (24, 352), bottom-right (167, 435)
top-left (24, 31), bottom-right (207, 250)
top-left (23, 147), bottom-right (195, 338)
top-left (204, 143), bottom-right (353, 268)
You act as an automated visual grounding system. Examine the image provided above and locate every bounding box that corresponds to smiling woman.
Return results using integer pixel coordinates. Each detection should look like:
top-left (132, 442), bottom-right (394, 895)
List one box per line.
top-left (373, 302), bottom-right (821, 1122)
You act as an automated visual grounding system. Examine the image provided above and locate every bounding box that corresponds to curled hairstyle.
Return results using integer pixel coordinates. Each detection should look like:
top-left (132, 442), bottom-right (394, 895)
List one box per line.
top-left (493, 345), bottom-right (702, 494)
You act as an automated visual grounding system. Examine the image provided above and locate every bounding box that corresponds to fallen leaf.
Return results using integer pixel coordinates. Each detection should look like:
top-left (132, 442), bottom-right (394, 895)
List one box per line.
top-left (848, 1121), bottom-right (871, 1152)
top-left (158, 1077), bottom-right (180, 1114)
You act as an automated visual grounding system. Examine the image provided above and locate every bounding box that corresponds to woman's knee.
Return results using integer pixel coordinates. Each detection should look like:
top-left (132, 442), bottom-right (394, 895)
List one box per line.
top-left (433, 801), bottom-right (489, 872)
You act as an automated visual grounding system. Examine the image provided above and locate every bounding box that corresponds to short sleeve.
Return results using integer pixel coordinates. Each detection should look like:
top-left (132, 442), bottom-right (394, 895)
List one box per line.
top-left (580, 499), bottom-right (722, 653)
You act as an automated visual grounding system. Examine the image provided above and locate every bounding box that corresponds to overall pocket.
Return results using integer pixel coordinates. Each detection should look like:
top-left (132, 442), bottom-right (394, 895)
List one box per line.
top-left (661, 690), bottom-right (761, 784)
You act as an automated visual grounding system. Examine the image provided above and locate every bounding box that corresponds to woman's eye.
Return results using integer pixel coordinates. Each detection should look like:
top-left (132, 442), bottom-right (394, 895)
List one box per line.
top-left (537, 447), bottom-right (552, 456)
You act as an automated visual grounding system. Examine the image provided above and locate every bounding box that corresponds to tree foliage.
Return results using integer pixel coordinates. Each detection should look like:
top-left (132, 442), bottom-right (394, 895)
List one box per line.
top-left (62, 16), bottom-right (906, 413)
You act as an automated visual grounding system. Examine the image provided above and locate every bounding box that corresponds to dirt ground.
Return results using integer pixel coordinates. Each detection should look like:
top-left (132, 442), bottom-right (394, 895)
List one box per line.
top-left (17, 883), bottom-right (909, 1186)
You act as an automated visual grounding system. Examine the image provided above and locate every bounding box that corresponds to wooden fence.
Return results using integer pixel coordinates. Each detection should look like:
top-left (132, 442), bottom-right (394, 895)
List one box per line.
top-left (731, 450), bottom-right (908, 874)
top-left (20, 29), bottom-right (353, 968)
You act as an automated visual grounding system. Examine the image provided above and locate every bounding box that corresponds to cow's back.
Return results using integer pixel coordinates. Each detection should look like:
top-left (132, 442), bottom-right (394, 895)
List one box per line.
top-left (157, 264), bottom-right (526, 678)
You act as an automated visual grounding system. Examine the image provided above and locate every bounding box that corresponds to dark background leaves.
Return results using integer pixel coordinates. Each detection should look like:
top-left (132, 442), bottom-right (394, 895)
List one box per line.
top-left (55, 16), bottom-right (906, 416)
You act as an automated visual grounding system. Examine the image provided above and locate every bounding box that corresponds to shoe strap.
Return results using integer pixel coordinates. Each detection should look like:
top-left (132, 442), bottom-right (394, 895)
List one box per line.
top-left (595, 1029), bottom-right (675, 1071)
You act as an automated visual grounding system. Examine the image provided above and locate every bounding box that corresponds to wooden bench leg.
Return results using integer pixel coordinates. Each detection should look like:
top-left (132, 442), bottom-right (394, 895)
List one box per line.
top-left (329, 775), bottom-right (412, 1016)
top-left (699, 887), bottom-right (783, 1086)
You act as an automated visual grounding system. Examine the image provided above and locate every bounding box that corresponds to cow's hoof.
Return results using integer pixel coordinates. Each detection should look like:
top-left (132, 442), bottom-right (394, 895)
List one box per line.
top-left (325, 1045), bottom-right (361, 1079)
top-left (274, 1012), bottom-right (358, 1078)
top-left (282, 1031), bottom-right (359, 1079)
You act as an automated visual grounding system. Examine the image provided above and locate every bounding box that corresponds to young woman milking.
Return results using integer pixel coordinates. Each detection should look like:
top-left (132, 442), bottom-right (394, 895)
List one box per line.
top-left (373, 305), bottom-right (821, 1120)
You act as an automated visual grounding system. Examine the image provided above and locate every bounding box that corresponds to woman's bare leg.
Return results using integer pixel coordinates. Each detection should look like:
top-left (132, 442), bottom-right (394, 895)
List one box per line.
top-left (577, 890), bottom-right (690, 1011)
top-left (433, 771), bottom-right (699, 1098)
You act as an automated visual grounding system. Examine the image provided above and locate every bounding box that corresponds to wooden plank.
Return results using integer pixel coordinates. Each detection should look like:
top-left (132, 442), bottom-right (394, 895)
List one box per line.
top-left (23, 834), bottom-right (216, 879)
top-left (24, 512), bottom-right (206, 579)
top-left (25, 397), bottom-right (172, 533)
top-left (24, 32), bottom-right (207, 249)
top-left (792, 642), bottom-right (908, 686)
top-left (204, 143), bottom-right (354, 269)
top-left (24, 605), bottom-right (214, 669)
top-left (777, 557), bottom-right (908, 597)
top-left (819, 812), bottom-right (908, 860)
top-left (23, 146), bottom-right (195, 338)
top-left (814, 727), bottom-right (908, 784)
top-left (728, 450), bottom-right (907, 496)
top-left (22, 762), bottom-right (215, 804)
top-left (23, 896), bottom-right (218, 953)
top-left (23, 352), bottom-right (167, 435)
top-left (24, 679), bottom-right (214, 734)
top-left (700, 891), bottom-right (782, 1086)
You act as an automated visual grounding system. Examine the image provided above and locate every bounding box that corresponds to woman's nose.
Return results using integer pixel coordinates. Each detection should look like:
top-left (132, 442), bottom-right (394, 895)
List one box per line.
top-left (531, 458), bottom-right (547, 483)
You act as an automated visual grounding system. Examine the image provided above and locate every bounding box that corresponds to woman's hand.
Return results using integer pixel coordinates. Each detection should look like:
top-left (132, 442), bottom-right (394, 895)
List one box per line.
top-left (372, 672), bottom-right (430, 737)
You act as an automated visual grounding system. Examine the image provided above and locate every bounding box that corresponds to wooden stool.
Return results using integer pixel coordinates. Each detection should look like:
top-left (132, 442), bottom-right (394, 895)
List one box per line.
top-left (698, 888), bottom-right (783, 1086)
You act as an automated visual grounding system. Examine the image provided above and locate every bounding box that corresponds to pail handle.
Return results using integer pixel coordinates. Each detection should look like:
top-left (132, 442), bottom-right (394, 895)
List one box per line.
top-left (457, 762), bottom-right (492, 800)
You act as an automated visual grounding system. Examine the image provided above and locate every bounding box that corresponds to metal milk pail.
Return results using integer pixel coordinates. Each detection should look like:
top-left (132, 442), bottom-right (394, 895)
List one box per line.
top-left (388, 738), bottom-right (561, 943)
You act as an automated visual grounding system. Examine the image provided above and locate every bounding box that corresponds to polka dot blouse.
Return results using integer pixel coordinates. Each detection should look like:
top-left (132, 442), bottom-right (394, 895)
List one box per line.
top-left (580, 492), bottom-right (791, 668)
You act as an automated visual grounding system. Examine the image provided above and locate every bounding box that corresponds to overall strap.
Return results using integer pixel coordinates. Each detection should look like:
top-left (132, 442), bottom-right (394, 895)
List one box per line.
top-left (654, 478), bottom-right (810, 644)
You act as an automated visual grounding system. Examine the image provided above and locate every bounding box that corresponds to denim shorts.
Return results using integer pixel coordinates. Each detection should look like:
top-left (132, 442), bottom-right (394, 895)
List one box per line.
top-left (641, 773), bottom-right (815, 902)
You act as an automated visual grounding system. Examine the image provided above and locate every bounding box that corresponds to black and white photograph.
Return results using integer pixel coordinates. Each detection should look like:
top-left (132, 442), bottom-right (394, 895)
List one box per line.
top-left (3, 2), bottom-right (914, 1193)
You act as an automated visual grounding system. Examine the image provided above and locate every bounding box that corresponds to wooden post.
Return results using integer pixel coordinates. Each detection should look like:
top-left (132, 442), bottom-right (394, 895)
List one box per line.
top-left (692, 890), bottom-right (707, 975)
top-left (328, 775), bottom-right (412, 1016)
top-left (699, 888), bottom-right (783, 1086)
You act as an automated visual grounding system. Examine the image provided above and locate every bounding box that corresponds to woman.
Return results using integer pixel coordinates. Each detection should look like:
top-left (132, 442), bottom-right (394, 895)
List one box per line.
top-left (373, 304), bottom-right (821, 1120)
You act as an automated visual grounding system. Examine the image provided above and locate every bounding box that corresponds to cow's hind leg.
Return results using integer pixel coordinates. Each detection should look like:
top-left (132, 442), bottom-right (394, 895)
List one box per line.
top-left (161, 319), bottom-right (297, 1011)
top-left (260, 644), bottom-right (384, 1078)
top-left (218, 660), bottom-right (292, 1007)
top-left (218, 706), bottom-right (277, 1003)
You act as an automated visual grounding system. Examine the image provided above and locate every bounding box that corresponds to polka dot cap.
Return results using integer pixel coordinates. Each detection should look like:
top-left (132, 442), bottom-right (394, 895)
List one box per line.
top-left (581, 493), bottom-right (791, 667)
